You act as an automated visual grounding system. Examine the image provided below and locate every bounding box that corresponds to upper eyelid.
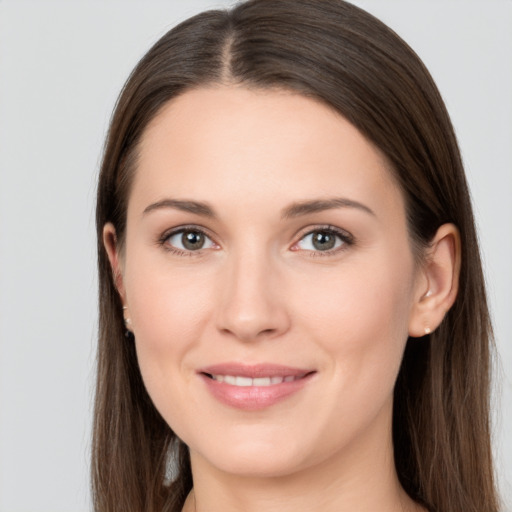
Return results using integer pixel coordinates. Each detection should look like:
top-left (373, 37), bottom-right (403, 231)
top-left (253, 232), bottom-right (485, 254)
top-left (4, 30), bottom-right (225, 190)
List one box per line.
top-left (294, 225), bottom-right (353, 243)
top-left (160, 224), bottom-right (215, 240)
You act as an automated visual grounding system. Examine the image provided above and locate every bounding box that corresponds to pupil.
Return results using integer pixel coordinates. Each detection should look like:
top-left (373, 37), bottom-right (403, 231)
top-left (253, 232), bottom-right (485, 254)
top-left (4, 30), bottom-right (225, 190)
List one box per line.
top-left (182, 231), bottom-right (204, 250)
top-left (313, 231), bottom-right (335, 250)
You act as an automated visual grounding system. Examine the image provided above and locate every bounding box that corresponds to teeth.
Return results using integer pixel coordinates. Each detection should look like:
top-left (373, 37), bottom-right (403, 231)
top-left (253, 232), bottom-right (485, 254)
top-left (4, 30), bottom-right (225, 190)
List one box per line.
top-left (223, 375), bottom-right (236, 385)
top-left (235, 376), bottom-right (252, 387)
top-left (211, 374), bottom-right (298, 386)
top-left (253, 377), bottom-right (272, 386)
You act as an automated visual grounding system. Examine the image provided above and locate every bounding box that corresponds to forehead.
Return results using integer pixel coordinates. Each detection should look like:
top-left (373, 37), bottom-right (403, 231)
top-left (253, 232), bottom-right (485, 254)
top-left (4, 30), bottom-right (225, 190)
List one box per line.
top-left (131, 85), bottom-right (404, 222)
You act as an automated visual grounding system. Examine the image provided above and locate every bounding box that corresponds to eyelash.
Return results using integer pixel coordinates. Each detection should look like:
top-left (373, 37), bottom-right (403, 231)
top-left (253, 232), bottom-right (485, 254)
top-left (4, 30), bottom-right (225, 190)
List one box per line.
top-left (292, 225), bottom-right (354, 257)
top-left (157, 224), bottom-right (354, 258)
top-left (157, 225), bottom-right (215, 257)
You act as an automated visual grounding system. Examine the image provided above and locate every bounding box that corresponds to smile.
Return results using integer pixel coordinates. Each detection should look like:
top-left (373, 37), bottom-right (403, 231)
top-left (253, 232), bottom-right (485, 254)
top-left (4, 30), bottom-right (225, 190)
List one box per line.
top-left (207, 374), bottom-right (304, 386)
top-left (198, 364), bottom-right (316, 410)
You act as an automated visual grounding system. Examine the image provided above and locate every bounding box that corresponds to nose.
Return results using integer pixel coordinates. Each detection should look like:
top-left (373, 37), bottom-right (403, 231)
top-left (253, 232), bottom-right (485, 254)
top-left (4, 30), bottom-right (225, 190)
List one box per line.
top-left (215, 249), bottom-right (290, 342)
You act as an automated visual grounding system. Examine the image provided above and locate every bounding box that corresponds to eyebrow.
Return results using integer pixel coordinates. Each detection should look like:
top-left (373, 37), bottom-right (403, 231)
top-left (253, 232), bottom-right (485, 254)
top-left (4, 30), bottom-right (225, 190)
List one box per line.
top-left (142, 196), bottom-right (375, 219)
top-left (143, 199), bottom-right (216, 218)
top-left (281, 198), bottom-right (375, 218)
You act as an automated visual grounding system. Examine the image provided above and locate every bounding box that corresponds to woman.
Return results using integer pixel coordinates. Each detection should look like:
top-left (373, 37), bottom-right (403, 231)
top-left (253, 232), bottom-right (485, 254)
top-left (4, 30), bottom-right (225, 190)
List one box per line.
top-left (93, 1), bottom-right (500, 511)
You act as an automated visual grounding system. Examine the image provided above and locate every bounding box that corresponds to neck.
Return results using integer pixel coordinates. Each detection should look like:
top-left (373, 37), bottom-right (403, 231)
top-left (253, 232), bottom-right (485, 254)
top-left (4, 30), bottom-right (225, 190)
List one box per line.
top-left (182, 404), bottom-right (424, 512)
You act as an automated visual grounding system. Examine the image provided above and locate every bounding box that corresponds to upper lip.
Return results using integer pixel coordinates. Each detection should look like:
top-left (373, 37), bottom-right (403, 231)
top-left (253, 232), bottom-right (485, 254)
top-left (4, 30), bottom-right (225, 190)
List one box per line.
top-left (198, 363), bottom-right (315, 378)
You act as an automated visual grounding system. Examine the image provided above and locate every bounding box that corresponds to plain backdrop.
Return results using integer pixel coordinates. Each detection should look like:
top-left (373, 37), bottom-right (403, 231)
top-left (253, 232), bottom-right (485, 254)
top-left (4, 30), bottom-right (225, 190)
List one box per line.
top-left (0, 1), bottom-right (510, 511)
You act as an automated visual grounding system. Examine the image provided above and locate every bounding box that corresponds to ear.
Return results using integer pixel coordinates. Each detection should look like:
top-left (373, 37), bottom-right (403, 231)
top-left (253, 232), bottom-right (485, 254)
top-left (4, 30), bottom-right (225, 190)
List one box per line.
top-left (408, 223), bottom-right (461, 337)
top-left (103, 222), bottom-right (127, 303)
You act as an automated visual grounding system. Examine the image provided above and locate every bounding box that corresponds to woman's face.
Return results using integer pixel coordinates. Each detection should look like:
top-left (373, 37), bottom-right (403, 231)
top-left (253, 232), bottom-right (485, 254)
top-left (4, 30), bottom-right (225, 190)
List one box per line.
top-left (111, 86), bottom-right (426, 477)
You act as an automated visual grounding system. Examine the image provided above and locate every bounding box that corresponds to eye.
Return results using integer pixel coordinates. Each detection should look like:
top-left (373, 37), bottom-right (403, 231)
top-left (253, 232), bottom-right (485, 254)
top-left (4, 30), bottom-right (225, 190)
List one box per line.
top-left (164, 228), bottom-right (217, 252)
top-left (294, 227), bottom-right (352, 253)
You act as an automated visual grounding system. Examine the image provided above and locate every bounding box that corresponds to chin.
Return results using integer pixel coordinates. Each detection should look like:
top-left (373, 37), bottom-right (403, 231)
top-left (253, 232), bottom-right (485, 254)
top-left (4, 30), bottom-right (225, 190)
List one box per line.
top-left (192, 435), bottom-right (311, 478)
top-left (212, 451), bottom-right (304, 478)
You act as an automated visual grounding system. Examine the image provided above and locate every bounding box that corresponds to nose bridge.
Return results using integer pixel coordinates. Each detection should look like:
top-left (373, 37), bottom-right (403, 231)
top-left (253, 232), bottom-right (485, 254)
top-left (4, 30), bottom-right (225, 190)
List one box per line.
top-left (216, 242), bottom-right (289, 341)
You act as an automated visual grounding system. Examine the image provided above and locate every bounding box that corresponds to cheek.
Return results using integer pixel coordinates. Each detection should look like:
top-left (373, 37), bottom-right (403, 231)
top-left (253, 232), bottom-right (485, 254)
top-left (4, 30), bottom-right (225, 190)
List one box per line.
top-left (275, 257), bottom-right (416, 464)
top-left (130, 271), bottom-right (212, 342)
top-left (124, 230), bottom-right (219, 334)
top-left (295, 253), bottom-right (415, 403)
top-left (123, 256), bottom-right (216, 398)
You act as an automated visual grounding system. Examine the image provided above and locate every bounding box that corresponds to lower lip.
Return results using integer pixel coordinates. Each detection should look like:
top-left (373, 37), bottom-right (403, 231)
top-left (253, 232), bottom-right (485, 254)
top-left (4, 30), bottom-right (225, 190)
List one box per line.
top-left (200, 373), bottom-right (314, 411)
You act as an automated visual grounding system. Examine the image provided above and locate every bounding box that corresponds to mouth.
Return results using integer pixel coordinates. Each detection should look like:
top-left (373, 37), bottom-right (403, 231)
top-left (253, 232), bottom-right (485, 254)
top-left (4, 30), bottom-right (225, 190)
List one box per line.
top-left (197, 364), bottom-right (316, 410)
top-left (202, 373), bottom-right (309, 387)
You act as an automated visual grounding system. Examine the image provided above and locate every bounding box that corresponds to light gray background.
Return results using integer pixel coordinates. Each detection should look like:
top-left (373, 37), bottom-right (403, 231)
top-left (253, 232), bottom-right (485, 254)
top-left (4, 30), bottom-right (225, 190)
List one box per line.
top-left (0, 1), bottom-right (510, 511)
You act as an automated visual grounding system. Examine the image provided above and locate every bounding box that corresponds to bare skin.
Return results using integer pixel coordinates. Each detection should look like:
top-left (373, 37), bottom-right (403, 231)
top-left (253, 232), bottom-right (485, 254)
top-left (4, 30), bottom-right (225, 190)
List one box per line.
top-left (104, 86), bottom-right (459, 512)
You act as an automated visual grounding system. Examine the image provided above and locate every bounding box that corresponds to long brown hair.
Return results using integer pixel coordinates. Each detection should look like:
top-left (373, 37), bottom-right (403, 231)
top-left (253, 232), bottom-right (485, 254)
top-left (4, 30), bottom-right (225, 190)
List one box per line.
top-left (93, 1), bottom-right (499, 511)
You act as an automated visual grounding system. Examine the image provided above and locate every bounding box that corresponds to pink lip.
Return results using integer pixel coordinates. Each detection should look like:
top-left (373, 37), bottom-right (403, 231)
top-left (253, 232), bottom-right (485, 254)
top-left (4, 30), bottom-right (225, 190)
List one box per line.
top-left (197, 363), bottom-right (316, 411)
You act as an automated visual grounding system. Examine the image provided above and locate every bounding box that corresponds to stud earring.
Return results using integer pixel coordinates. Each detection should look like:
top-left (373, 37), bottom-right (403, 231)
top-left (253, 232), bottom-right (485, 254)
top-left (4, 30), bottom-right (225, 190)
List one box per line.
top-left (424, 326), bottom-right (431, 335)
top-left (124, 319), bottom-right (133, 339)
top-left (122, 306), bottom-right (133, 337)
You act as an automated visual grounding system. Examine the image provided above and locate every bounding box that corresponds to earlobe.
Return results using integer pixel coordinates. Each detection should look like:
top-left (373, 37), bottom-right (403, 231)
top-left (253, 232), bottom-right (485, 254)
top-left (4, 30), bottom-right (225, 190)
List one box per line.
top-left (408, 223), bottom-right (461, 337)
top-left (103, 223), bottom-right (126, 300)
